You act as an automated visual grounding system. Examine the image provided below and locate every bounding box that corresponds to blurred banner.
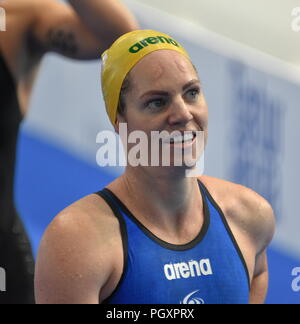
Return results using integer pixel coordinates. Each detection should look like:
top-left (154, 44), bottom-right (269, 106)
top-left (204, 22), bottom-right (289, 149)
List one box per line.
top-left (17, 0), bottom-right (300, 303)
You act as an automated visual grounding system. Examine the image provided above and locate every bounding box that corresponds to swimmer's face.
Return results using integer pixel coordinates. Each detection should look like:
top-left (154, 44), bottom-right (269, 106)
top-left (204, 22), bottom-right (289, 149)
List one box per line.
top-left (116, 50), bottom-right (208, 168)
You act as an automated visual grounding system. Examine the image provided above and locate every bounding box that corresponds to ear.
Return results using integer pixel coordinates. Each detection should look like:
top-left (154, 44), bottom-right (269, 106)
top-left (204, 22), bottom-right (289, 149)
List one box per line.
top-left (114, 120), bottom-right (119, 134)
top-left (114, 113), bottom-right (127, 134)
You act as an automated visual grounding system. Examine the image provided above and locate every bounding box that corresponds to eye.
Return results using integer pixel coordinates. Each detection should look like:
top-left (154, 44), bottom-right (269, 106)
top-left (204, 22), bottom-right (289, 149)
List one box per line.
top-left (146, 98), bottom-right (167, 110)
top-left (185, 88), bottom-right (200, 101)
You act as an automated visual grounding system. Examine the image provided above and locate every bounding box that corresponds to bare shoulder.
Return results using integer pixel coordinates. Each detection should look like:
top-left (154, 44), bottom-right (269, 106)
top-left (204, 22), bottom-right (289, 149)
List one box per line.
top-left (35, 193), bottom-right (120, 303)
top-left (38, 192), bottom-right (120, 268)
top-left (47, 193), bottom-right (119, 235)
top-left (199, 175), bottom-right (276, 253)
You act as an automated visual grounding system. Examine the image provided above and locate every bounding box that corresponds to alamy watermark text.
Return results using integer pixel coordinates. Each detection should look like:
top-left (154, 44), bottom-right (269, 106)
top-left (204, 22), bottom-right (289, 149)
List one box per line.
top-left (0, 6), bottom-right (6, 31)
top-left (291, 7), bottom-right (300, 32)
top-left (96, 124), bottom-right (205, 178)
top-left (292, 267), bottom-right (300, 292)
top-left (0, 267), bottom-right (6, 292)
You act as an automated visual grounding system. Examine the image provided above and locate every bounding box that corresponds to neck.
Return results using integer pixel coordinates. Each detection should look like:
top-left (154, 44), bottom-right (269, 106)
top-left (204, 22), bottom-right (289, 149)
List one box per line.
top-left (119, 166), bottom-right (202, 232)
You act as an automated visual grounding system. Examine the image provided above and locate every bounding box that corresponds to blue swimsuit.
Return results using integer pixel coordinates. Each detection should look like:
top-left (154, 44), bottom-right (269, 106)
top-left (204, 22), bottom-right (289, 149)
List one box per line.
top-left (97, 180), bottom-right (250, 304)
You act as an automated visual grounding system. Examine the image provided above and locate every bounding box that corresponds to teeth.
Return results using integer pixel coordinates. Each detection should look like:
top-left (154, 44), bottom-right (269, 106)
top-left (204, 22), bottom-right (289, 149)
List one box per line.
top-left (183, 134), bottom-right (194, 142)
top-left (168, 133), bottom-right (194, 144)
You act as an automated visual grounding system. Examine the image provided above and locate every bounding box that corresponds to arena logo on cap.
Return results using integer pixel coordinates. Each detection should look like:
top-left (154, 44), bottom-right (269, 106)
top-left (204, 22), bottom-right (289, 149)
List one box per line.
top-left (129, 36), bottom-right (180, 54)
top-left (0, 6), bottom-right (6, 31)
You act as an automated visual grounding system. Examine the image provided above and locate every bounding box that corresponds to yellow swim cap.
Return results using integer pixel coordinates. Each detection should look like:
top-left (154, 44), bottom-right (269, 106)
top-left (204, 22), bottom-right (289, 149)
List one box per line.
top-left (101, 30), bottom-right (191, 126)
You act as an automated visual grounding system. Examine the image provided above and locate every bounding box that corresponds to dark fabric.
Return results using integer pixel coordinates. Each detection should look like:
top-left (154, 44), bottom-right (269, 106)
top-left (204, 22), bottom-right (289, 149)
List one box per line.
top-left (0, 54), bottom-right (35, 304)
top-left (0, 208), bottom-right (35, 304)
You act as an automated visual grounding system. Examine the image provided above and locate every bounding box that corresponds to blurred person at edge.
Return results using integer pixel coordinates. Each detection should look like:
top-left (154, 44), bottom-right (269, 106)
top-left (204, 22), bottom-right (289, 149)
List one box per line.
top-left (0, 0), bottom-right (139, 304)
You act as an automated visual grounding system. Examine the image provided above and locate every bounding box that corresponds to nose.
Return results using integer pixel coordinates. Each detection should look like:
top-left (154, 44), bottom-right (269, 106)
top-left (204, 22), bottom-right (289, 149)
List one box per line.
top-left (167, 97), bottom-right (193, 126)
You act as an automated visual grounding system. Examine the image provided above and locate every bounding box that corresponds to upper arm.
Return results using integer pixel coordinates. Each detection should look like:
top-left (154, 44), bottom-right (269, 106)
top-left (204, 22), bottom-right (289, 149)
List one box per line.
top-left (29, 0), bottom-right (138, 60)
top-left (30, 0), bottom-right (101, 59)
top-left (249, 251), bottom-right (269, 304)
top-left (251, 195), bottom-right (276, 255)
top-left (242, 190), bottom-right (276, 303)
top-left (35, 208), bottom-right (112, 304)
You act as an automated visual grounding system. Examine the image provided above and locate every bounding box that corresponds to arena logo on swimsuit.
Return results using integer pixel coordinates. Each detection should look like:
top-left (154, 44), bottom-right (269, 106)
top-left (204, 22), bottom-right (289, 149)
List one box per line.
top-left (164, 259), bottom-right (213, 281)
top-left (0, 6), bottom-right (6, 31)
top-left (129, 36), bottom-right (180, 54)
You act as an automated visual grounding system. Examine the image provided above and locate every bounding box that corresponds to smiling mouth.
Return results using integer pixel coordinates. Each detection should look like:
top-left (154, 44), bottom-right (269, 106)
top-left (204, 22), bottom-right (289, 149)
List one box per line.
top-left (164, 131), bottom-right (197, 145)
